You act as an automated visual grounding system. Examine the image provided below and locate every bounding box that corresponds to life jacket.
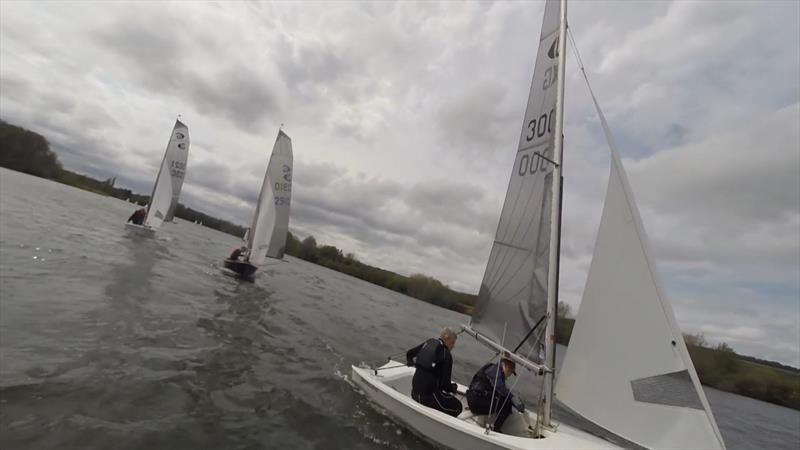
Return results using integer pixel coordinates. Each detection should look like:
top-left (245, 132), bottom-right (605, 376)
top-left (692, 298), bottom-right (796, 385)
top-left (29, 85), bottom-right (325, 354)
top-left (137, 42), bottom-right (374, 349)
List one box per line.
top-left (414, 338), bottom-right (442, 372)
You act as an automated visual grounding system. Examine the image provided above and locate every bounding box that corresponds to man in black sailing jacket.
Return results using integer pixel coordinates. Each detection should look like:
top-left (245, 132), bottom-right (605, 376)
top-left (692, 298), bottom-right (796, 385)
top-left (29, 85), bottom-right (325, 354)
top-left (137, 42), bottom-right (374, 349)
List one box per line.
top-left (406, 327), bottom-right (463, 417)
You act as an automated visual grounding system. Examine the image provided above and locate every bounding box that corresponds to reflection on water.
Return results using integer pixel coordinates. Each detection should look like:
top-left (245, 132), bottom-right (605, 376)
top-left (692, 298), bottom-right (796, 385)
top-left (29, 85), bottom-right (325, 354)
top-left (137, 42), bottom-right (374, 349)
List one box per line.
top-left (0, 169), bottom-right (798, 450)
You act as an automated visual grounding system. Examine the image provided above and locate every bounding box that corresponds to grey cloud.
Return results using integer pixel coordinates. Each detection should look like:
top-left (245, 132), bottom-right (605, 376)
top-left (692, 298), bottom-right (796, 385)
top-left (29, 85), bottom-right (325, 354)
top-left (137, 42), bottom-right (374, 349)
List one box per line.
top-left (435, 80), bottom-right (516, 157)
top-left (94, 12), bottom-right (283, 132)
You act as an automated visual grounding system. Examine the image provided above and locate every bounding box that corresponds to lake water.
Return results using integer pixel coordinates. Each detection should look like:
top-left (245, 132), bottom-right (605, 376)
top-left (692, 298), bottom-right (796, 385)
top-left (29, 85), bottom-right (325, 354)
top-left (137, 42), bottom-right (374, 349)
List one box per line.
top-left (1, 167), bottom-right (798, 449)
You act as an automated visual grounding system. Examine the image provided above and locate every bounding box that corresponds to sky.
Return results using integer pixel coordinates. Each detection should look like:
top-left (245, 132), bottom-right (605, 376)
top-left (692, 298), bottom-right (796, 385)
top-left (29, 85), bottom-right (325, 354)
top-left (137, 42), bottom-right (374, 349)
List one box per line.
top-left (1, 0), bottom-right (798, 366)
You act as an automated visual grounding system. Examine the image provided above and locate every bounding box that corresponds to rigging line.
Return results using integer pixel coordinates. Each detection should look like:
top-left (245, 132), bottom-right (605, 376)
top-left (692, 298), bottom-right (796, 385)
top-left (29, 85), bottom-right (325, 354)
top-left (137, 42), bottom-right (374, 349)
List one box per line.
top-left (513, 314), bottom-right (547, 354)
top-left (494, 322), bottom-right (545, 428)
top-left (486, 323), bottom-right (507, 433)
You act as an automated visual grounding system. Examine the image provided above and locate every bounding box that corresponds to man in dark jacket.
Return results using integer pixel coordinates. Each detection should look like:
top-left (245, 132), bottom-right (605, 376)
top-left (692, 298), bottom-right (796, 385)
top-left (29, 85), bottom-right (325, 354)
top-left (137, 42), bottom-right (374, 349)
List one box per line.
top-left (406, 327), bottom-right (463, 417)
top-left (228, 246), bottom-right (248, 261)
top-left (127, 206), bottom-right (147, 225)
top-left (466, 355), bottom-right (523, 433)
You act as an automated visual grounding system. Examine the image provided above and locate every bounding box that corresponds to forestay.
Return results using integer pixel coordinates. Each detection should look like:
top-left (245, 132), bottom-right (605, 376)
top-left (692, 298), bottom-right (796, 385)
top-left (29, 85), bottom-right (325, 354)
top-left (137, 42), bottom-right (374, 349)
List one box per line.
top-left (247, 130), bottom-right (293, 265)
top-left (554, 83), bottom-right (726, 449)
top-left (145, 119), bottom-right (190, 229)
top-left (470, 0), bottom-right (562, 360)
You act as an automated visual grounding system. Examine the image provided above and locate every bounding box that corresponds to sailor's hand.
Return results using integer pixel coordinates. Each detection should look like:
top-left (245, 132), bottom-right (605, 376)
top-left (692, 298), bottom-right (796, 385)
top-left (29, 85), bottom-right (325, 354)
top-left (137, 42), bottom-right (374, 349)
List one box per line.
top-left (406, 359), bottom-right (413, 367)
top-left (450, 383), bottom-right (458, 393)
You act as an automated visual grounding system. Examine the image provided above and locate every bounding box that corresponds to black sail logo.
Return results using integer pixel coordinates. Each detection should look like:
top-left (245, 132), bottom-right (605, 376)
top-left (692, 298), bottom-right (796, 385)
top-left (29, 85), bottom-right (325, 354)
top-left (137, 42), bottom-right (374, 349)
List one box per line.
top-left (547, 37), bottom-right (558, 59)
top-left (176, 132), bottom-right (185, 139)
top-left (178, 143), bottom-right (187, 150)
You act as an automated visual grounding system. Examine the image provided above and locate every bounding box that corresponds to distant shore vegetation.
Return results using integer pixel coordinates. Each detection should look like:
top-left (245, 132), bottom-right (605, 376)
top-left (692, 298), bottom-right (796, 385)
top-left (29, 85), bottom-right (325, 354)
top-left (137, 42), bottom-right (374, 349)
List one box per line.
top-left (2, 119), bottom-right (797, 410)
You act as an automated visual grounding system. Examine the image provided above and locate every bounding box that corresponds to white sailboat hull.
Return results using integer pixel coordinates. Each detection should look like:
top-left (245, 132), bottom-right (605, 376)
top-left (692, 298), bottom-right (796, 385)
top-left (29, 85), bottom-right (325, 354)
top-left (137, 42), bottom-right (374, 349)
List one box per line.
top-left (351, 362), bottom-right (618, 450)
top-left (124, 223), bottom-right (155, 235)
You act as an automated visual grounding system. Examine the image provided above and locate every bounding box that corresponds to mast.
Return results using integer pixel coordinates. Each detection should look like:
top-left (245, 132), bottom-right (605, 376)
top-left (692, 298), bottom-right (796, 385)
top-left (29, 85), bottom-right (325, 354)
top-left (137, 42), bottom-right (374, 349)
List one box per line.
top-left (543, 0), bottom-right (567, 427)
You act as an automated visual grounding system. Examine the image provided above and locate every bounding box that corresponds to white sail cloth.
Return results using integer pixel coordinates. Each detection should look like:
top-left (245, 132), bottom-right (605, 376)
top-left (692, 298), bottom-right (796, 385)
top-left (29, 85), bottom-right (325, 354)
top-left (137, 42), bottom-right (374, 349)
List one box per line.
top-left (145, 119), bottom-right (190, 229)
top-left (470, 0), bottom-right (562, 359)
top-left (247, 130), bottom-right (293, 265)
top-left (555, 81), bottom-right (726, 450)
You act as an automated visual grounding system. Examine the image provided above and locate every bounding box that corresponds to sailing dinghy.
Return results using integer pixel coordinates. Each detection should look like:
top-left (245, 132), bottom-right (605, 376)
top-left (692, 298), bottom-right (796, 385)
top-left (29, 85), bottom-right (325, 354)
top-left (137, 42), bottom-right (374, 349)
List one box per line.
top-left (223, 130), bottom-right (293, 281)
top-left (351, 1), bottom-right (725, 448)
top-left (125, 119), bottom-right (190, 234)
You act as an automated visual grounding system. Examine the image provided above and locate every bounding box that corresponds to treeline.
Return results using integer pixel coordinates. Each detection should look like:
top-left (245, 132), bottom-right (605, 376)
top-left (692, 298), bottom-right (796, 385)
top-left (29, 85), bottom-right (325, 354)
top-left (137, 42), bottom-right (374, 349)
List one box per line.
top-left (0, 119), bottom-right (245, 237)
top-left (556, 316), bottom-right (799, 410)
top-left (283, 232), bottom-right (477, 315)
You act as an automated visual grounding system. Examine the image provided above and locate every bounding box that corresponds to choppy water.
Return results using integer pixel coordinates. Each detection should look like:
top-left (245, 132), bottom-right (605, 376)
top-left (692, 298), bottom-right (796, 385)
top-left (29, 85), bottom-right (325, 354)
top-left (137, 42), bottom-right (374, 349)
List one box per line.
top-left (1, 167), bottom-right (798, 450)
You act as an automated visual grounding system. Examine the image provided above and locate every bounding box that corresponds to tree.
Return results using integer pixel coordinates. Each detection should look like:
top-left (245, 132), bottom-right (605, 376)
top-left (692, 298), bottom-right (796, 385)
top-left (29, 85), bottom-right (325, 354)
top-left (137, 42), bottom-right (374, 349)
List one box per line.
top-left (0, 120), bottom-right (63, 179)
top-left (298, 236), bottom-right (318, 262)
top-left (557, 301), bottom-right (572, 318)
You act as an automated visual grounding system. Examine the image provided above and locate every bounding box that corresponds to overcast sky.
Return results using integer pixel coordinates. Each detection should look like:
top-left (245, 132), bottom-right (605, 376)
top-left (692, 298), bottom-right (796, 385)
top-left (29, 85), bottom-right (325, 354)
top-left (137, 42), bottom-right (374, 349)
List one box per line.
top-left (1, 0), bottom-right (798, 366)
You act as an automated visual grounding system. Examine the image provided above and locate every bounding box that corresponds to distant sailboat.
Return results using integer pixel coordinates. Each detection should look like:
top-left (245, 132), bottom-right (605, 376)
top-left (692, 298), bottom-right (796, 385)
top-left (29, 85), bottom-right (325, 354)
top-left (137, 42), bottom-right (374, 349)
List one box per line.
top-left (224, 129), bottom-right (293, 280)
top-left (351, 1), bottom-right (725, 449)
top-left (125, 119), bottom-right (190, 233)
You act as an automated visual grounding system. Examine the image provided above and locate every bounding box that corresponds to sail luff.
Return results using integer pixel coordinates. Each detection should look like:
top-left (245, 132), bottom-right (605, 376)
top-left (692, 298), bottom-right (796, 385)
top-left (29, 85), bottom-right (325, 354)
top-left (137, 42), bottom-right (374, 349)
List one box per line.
top-left (543, 0), bottom-right (568, 427)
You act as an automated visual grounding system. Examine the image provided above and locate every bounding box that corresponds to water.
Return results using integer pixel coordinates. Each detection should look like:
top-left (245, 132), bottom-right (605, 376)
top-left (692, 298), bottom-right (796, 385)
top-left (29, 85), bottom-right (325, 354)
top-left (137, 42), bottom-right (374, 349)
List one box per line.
top-left (1, 167), bottom-right (798, 450)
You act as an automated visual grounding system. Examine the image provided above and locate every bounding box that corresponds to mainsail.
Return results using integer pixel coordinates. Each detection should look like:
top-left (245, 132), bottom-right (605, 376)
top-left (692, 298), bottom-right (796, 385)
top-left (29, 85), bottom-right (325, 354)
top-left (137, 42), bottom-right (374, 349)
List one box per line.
top-left (470, 0), bottom-right (562, 364)
top-left (246, 130), bottom-right (293, 265)
top-left (145, 119), bottom-right (190, 229)
top-left (554, 81), bottom-right (726, 449)
top-left (164, 123), bottom-right (190, 222)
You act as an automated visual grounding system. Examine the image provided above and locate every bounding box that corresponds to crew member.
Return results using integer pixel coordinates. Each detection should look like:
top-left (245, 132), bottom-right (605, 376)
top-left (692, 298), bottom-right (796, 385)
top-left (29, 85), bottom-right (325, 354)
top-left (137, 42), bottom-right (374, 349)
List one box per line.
top-left (466, 354), bottom-right (524, 433)
top-left (406, 327), bottom-right (463, 417)
top-left (127, 206), bottom-right (147, 225)
top-left (229, 246), bottom-right (248, 261)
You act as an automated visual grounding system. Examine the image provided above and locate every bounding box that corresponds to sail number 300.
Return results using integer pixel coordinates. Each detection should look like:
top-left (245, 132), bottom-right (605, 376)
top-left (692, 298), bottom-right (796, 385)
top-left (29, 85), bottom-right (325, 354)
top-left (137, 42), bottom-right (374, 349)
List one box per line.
top-left (525, 108), bottom-right (554, 142)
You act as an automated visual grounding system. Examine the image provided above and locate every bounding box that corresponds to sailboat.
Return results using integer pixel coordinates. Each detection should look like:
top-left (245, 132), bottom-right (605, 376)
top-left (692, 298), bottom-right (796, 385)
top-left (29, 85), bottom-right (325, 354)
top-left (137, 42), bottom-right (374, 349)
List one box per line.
top-left (125, 119), bottom-right (190, 233)
top-left (351, 1), bottom-right (726, 449)
top-left (223, 129), bottom-right (293, 281)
